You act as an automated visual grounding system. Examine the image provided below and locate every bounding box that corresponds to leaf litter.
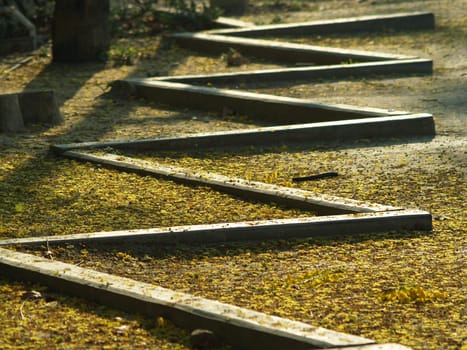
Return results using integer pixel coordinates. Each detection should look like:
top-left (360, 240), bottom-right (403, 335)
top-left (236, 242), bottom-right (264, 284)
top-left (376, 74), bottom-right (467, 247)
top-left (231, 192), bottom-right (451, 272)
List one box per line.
top-left (1, 0), bottom-right (466, 349)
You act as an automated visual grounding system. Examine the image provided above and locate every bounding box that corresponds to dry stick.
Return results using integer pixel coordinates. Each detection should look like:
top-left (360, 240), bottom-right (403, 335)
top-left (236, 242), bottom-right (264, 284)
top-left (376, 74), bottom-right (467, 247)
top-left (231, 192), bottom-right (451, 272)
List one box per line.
top-left (19, 290), bottom-right (44, 319)
top-left (1, 56), bottom-right (33, 79)
top-left (19, 300), bottom-right (27, 320)
top-left (292, 172), bottom-right (339, 182)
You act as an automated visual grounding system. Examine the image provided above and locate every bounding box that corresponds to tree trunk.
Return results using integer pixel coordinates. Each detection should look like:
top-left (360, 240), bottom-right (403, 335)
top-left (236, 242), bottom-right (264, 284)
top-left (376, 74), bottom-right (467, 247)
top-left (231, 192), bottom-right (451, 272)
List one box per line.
top-left (210, 0), bottom-right (248, 15)
top-left (52, 0), bottom-right (110, 62)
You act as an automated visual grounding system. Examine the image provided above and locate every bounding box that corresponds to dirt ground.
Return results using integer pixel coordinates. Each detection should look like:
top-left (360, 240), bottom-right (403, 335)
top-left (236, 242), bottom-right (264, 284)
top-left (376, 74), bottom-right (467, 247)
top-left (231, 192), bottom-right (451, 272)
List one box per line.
top-left (0, 0), bottom-right (466, 349)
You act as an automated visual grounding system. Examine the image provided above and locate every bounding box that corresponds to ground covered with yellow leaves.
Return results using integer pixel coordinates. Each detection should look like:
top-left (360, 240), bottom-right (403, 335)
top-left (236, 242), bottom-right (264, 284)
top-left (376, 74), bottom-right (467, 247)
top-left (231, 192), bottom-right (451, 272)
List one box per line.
top-left (1, 0), bottom-right (466, 349)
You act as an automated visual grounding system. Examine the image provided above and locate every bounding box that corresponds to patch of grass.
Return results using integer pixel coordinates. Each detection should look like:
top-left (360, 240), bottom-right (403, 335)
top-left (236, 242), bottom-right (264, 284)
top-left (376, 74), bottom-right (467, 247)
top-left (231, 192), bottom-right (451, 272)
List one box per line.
top-left (107, 45), bottom-right (141, 66)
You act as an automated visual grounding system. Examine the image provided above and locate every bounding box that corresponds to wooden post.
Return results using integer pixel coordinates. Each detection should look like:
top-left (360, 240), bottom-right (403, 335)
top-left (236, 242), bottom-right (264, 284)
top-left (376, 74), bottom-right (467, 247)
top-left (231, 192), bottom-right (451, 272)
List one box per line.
top-left (52, 0), bottom-right (110, 62)
top-left (18, 90), bottom-right (64, 125)
top-left (0, 93), bottom-right (24, 132)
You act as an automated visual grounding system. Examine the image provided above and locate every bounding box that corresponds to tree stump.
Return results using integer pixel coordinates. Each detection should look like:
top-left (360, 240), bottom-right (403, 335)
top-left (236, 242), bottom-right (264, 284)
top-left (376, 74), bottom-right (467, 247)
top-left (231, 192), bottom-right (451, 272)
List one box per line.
top-left (210, 0), bottom-right (248, 15)
top-left (52, 0), bottom-right (110, 62)
top-left (18, 90), bottom-right (63, 125)
top-left (0, 90), bottom-right (63, 132)
top-left (0, 93), bottom-right (24, 132)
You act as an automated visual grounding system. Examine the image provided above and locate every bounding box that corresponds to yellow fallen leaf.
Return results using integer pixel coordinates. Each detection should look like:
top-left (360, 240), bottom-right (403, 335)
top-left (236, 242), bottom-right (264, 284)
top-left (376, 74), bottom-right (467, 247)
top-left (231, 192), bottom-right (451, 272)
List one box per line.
top-left (15, 203), bottom-right (24, 213)
top-left (156, 316), bottom-right (166, 328)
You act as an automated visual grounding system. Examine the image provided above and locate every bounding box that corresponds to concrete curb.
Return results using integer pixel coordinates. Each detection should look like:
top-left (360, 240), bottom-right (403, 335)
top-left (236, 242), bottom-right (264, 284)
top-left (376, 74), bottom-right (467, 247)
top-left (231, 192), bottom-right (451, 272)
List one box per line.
top-left (207, 12), bottom-right (435, 37)
top-left (152, 59), bottom-right (432, 84)
top-left (51, 114), bottom-right (435, 155)
top-left (0, 247), bottom-right (376, 350)
top-left (114, 79), bottom-right (416, 123)
top-left (0, 210), bottom-right (432, 247)
top-left (170, 32), bottom-right (415, 64)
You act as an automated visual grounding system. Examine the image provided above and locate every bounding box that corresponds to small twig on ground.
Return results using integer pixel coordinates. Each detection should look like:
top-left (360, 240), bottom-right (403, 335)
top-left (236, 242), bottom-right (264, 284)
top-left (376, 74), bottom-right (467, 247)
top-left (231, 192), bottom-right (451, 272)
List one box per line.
top-left (292, 172), bottom-right (339, 182)
top-left (19, 300), bottom-right (27, 320)
top-left (1, 56), bottom-right (33, 79)
top-left (19, 290), bottom-right (43, 320)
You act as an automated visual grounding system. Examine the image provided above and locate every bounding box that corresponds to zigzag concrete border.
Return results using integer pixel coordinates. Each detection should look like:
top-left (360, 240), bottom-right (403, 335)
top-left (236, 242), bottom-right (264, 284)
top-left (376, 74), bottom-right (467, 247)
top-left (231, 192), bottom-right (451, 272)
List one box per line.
top-left (1, 12), bottom-right (436, 350)
top-left (111, 80), bottom-right (435, 139)
top-left (0, 146), bottom-right (429, 349)
top-left (43, 150), bottom-right (432, 231)
top-left (111, 12), bottom-right (435, 142)
top-left (3, 148), bottom-right (428, 349)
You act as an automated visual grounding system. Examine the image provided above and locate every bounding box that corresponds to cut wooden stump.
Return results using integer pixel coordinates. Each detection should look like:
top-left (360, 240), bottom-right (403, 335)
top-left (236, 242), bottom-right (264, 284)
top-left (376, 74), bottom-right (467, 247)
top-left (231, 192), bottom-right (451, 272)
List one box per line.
top-left (0, 90), bottom-right (63, 132)
top-left (0, 93), bottom-right (24, 132)
top-left (18, 90), bottom-right (63, 125)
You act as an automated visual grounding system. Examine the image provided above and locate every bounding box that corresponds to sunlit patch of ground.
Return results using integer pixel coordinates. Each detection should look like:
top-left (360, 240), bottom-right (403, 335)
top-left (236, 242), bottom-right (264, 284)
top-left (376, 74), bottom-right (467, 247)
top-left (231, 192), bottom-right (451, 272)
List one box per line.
top-left (0, 0), bottom-right (465, 348)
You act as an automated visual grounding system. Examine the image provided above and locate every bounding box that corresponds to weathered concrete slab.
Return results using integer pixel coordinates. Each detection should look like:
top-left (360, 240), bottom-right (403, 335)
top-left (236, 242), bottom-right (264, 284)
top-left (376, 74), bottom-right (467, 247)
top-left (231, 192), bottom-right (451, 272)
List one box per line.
top-left (0, 209), bottom-right (432, 247)
top-left (152, 59), bottom-right (432, 84)
top-left (169, 33), bottom-right (414, 64)
top-left (52, 114), bottom-right (435, 155)
top-left (207, 12), bottom-right (435, 37)
top-left (0, 247), bottom-right (375, 350)
top-left (113, 79), bottom-right (412, 123)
